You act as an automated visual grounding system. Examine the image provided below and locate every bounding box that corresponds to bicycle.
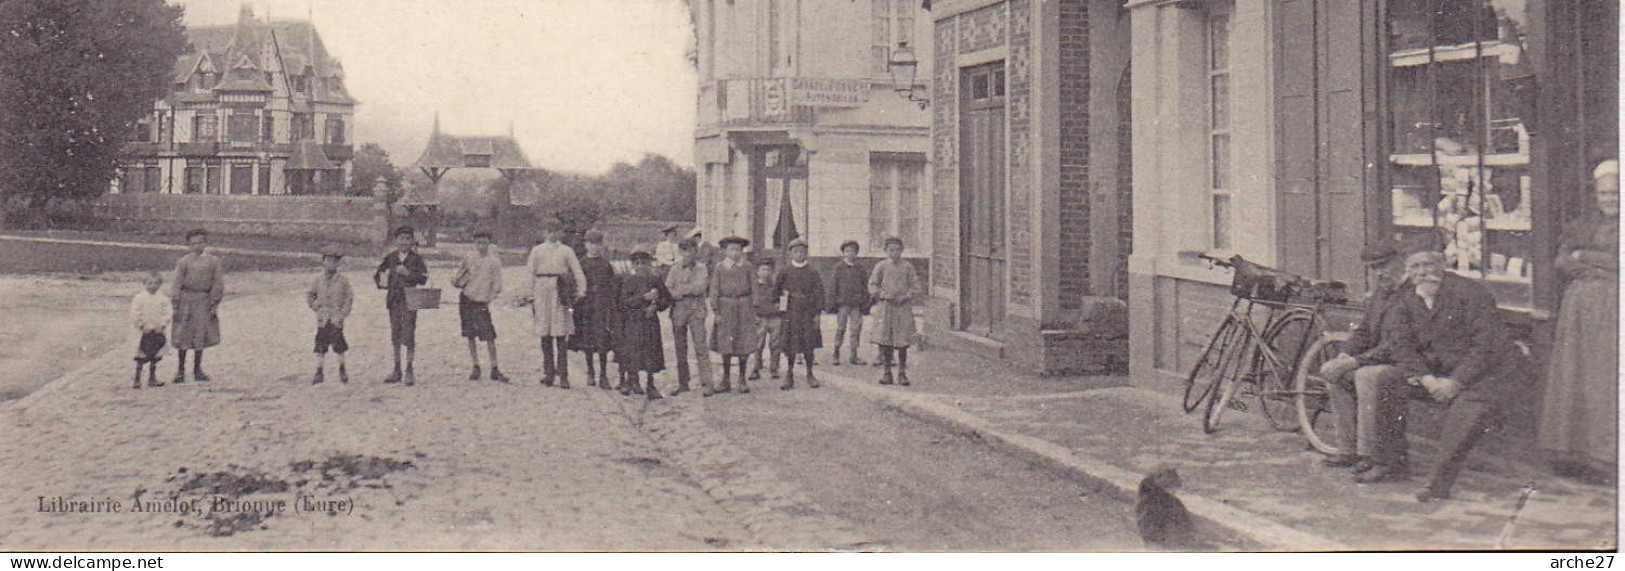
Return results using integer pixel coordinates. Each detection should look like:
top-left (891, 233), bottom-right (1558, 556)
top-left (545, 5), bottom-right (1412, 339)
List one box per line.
top-left (1181, 253), bottom-right (1351, 435)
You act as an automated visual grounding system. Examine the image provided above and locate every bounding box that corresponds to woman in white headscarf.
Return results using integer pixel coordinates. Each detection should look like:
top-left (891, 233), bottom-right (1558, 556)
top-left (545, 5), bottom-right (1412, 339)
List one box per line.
top-left (1538, 158), bottom-right (1620, 484)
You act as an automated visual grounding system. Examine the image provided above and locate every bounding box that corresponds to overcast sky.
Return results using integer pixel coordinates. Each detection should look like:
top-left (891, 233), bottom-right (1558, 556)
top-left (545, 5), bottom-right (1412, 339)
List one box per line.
top-left (175, 0), bottom-right (697, 174)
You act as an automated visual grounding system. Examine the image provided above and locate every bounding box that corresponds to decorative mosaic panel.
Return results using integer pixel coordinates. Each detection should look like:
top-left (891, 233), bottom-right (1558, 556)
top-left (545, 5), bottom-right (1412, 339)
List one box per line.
top-left (932, 16), bottom-right (959, 289)
top-left (1007, 0), bottom-right (1034, 308)
top-left (958, 3), bottom-right (1006, 54)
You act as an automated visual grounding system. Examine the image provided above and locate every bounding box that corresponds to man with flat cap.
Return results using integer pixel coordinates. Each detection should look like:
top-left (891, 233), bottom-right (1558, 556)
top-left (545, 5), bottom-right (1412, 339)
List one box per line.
top-left (655, 225), bottom-right (681, 277)
top-left (1318, 238), bottom-right (1409, 474)
top-left (665, 237), bottom-right (715, 395)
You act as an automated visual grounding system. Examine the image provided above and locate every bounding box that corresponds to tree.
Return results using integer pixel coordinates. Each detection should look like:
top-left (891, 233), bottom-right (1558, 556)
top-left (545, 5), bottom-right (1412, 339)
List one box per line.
top-left (0, 0), bottom-right (186, 218)
top-left (348, 142), bottom-right (404, 200)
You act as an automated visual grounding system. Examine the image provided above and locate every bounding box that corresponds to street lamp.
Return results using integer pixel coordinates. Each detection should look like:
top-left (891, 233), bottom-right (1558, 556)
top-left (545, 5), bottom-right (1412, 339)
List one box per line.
top-left (888, 41), bottom-right (928, 109)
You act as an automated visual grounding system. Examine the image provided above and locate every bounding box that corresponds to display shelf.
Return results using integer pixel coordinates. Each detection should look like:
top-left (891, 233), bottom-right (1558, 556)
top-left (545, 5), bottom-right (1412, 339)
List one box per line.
top-left (1389, 41), bottom-right (1519, 68)
top-left (1449, 268), bottom-right (1532, 285)
top-left (1388, 153), bottom-right (1530, 167)
top-left (1393, 215), bottom-right (1531, 232)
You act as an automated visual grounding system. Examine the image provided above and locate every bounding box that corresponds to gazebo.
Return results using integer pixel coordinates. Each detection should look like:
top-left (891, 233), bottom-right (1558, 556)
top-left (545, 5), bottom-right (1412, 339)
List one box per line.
top-left (409, 114), bottom-right (535, 245)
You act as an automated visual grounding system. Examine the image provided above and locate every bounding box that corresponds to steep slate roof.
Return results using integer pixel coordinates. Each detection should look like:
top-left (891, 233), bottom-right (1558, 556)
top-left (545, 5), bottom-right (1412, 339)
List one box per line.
top-left (413, 127), bottom-right (534, 170)
top-left (170, 8), bottom-right (354, 104)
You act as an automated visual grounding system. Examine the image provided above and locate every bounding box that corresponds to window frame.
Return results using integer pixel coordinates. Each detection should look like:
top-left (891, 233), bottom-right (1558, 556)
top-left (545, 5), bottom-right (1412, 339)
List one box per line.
top-left (1207, 7), bottom-right (1235, 251)
top-left (868, 152), bottom-right (927, 251)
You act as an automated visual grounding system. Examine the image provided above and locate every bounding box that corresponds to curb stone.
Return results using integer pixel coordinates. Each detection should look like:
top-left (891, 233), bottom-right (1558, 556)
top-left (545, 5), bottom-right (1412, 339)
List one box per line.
top-left (815, 367), bottom-right (1351, 552)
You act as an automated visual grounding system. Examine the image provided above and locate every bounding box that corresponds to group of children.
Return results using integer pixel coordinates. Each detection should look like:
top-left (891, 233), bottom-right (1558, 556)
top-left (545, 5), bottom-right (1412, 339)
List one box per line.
top-left (127, 224), bottom-right (926, 396)
top-left (129, 228), bottom-right (224, 389)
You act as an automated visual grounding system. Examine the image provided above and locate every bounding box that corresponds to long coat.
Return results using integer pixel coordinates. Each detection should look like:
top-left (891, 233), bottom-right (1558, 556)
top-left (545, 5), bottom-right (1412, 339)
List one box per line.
top-left (570, 255), bottom-right (620, 352)
top-left (710, 259), bottom-right (760, 356)
top-left (1384, 274), bottom-right (1518, 404)
top-left (1539, 214), bottom-right (1619, 465)
top-left (868, 258), bottom-right (922, 347)
top-left (527, 242), bottom-right (586, 337)
top-left (775, 262), bottom-right (825, 353)
top-left (617, 268), bottom-right (672, 373)
top-left (170, 252), bottom-right (225, 350)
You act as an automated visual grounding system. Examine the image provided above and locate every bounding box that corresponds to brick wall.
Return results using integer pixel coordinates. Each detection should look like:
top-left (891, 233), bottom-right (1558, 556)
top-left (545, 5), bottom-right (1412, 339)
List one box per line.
top-left (89, 194), bottom-right (384, 244)
top-left (1007, 0), bottom-right (1035, 308)
top-left (931, 18), bottom-right (959, 290)
top-left (1056, 0), bottom-right (1092, 311)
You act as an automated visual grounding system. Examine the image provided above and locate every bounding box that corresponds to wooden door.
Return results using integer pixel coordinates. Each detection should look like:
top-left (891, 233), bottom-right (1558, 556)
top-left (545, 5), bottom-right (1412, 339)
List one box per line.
top-left (959, 64), bottom-right (1007, 337)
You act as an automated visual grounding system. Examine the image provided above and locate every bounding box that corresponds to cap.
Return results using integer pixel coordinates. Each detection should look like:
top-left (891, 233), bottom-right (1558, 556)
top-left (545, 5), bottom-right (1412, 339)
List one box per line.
top-left (663, 224), bottom-right (680, 234)
top-left (719, 235), bottom-right (750, 248)
top-left (628, 245), bottom-right (655, 261)
top-left (787, 236), bottom-right (809, 250)
top-left (839, 240), bottom-right (860, 253)
top-left (1360, 239), bottom-right (1403, 265)
top-left (755, 256), bottom-right (777, 267)
top-left (321, 244), bottom-right (345, 259)
top-left (688, 228), bottom-right (704, 240)
top-left (883, 236), bottom-right (904, 249)
top-left (583, 229), bottom-right (605, 244)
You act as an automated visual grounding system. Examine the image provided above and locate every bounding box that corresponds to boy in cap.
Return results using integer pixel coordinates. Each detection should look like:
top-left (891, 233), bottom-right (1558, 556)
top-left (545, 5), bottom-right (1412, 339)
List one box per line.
top-left (618, 246), bottom-right (672, 398)
top-left (665, 238), bottom-right (715, 395)
top-left (750, 256), bottom-right (784, 382)
top-left (869, 236), bottom-right (923, 386)
top-left (455, 230), bottom-right (508, 382)
top-left (375, 225), bottom-right (429, 385)
top-left (129, 271), bottom-right (171, 389)
top-left (775, 236), bottom-right (825, 389)
top-left (655, 225), bottom-right (681, 275)
top-left (308, 246), bottom-right (353, 384)
top-left (170, 228), bottom-right (225, 384)
top-left (571, 229), bottom-right (620, 389)
top-left (828, 240), bottom-right (871, 365)
top-left (710, 235), bottom-right (758, 395)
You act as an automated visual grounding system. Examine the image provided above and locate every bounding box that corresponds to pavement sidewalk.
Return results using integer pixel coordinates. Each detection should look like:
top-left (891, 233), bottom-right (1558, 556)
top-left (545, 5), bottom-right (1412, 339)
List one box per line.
top-left (811, 330), bottom-right (1618, 551)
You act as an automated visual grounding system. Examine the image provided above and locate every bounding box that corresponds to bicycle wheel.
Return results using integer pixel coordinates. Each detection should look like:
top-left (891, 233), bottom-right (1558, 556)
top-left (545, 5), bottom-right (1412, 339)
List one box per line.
top-left (1294, 331), bottom-right (1350, 455)
top-left (1257, 310), bottom-right (1317, 431)
top-left (1202, 332), bottom-right (1254, 434)
top-left (1182, 316), bottom-right (1242, 413)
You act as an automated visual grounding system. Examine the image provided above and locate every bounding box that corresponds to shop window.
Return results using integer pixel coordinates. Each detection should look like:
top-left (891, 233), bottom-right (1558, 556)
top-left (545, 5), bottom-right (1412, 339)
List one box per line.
top-left (1384, 0), bottom-right (1535, 307)
top-left (1208, 10), bottom-right (1234, 250)
top-left (870, 153), bottom-right (926, 250)
top-left (262, 116), bottom-right (275, 143)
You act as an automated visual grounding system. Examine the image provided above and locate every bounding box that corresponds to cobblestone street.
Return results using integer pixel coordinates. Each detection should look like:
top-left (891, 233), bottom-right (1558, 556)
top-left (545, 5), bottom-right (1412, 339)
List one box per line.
top-left (0, 266), bottom-right (844, 550)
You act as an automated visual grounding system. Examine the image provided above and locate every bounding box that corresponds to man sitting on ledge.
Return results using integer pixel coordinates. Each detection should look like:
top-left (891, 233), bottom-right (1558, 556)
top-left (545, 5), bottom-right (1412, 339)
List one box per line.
top-left (1369, 250), bottom-right (1521, 502)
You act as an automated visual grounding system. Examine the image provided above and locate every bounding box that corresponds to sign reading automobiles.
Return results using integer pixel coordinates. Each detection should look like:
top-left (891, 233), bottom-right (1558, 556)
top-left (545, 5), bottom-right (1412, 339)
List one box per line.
top-left (788, 78), bottom-right (869, 107)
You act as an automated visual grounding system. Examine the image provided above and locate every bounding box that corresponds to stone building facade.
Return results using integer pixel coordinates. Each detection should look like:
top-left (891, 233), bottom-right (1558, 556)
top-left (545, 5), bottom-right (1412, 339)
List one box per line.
top-left (691, 0), bottom-right (934, 265)
top-left (1127, 0), bottom-right (1617, 450)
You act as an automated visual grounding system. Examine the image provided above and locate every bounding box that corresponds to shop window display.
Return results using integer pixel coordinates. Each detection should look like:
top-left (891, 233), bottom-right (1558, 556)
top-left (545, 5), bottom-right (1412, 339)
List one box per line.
top-left (1385, 0), bottom-right (1535, 308)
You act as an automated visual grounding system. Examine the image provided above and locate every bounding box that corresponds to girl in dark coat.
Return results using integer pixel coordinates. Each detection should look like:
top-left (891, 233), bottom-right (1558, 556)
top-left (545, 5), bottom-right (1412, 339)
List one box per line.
top-left (774, 237), bottom-right (825, 388)
top-left (617, 248), bottom-right (672, 398)
top-left (571, 230), bottom-right (620, 389)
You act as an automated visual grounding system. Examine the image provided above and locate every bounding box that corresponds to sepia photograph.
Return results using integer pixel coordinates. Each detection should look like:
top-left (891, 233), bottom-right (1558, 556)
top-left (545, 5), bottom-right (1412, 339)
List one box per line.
top-left (0, 0), bottom-right (1617, 560)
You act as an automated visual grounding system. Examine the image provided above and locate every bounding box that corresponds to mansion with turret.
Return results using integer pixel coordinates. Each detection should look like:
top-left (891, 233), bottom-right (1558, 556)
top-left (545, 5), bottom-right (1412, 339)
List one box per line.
top-left (109, 6), bottom-right (356, 197)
